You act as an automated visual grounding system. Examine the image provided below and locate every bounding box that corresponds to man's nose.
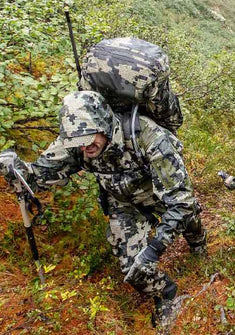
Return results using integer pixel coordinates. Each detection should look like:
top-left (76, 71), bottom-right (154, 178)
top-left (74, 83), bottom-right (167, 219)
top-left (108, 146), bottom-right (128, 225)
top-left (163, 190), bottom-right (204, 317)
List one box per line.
top-left (80, 146), bottom-right (86, 151)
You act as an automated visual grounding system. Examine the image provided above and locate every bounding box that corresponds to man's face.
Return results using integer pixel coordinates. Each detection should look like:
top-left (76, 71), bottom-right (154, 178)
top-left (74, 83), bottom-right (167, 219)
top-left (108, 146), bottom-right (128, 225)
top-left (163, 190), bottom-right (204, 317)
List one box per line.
top-left (80, 133), bottom-right (108, 158)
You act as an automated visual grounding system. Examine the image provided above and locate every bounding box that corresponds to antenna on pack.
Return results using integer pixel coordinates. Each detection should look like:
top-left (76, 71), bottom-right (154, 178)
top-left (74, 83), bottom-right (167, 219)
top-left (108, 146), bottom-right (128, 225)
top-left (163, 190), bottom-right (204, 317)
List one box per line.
top-left (65, 10), bottom-right (82, 86)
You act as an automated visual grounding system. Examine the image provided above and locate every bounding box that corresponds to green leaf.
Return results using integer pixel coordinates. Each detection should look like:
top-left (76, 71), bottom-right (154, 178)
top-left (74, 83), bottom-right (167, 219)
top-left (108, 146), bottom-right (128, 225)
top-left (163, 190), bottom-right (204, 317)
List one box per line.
top-left (1, 140), bottom-right (15, 150)
top-left (51, 75), bottom-right (62, 83)
top-left (50, 86), bottom-right (58, 96)
top-left (39, 141), bottom-right (48, 149)
top-left (23, 76), bottom-right (38, 86)
top-left (226, 297), bottom-right (235, 310)
top-left (2, 120), bottom-right (14, 129)
top-left (0, 137), bottom-right (6, 146)
top-left (32, 144), bottom-right (39, 152)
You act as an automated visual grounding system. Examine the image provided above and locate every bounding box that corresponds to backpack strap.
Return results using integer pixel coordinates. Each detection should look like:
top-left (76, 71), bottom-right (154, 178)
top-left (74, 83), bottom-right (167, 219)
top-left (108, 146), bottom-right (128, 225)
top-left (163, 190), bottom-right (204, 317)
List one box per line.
top-left (122, 104), bottom-right (150, 173)
top-left (122, 108), bottom-right (141, 140)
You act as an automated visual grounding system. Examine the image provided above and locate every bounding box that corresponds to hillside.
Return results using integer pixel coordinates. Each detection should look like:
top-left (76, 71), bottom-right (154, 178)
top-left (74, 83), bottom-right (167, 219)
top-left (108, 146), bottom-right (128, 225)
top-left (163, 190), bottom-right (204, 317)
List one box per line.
top-left (130, 0), bottom-right (235, 54)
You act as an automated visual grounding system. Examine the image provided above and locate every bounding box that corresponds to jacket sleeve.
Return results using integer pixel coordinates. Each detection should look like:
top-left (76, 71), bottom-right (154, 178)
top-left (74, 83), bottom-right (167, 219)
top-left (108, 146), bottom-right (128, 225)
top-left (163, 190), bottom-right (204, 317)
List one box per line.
top-left (28, 137), bottom-right (82, 191)
top-left (139, 117), bottom-right (199, 250)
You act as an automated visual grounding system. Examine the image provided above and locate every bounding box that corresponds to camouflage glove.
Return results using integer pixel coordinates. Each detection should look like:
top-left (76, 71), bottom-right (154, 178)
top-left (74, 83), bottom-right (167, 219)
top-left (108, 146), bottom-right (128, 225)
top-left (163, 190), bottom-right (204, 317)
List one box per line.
top-left (224, 175), bottom-right (235, 190)
top-left (124, 240), bottom-right (165, 285)
top-left (0, 149), bottom-right (28, 181)
top-left (218, 170), bottom-right (235, 190)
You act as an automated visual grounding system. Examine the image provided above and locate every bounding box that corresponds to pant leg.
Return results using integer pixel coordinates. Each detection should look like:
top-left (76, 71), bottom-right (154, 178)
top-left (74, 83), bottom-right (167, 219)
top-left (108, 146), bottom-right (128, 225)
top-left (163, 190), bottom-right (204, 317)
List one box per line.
top-left (106, 195), bottom-right (176, 298)
top-left (106, 196), bottom-right (152, 274)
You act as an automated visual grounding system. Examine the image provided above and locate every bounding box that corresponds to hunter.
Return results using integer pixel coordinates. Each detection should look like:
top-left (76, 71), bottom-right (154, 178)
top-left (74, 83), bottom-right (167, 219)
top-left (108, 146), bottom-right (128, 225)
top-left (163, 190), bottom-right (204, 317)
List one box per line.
top-left (0, 90), bottom-right (207, 327)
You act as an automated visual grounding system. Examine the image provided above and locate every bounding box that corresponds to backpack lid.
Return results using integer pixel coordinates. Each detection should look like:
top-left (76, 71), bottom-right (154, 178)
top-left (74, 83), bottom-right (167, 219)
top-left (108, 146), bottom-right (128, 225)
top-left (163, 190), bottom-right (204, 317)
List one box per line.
top-left (81, 37), bottom-right (170, 103)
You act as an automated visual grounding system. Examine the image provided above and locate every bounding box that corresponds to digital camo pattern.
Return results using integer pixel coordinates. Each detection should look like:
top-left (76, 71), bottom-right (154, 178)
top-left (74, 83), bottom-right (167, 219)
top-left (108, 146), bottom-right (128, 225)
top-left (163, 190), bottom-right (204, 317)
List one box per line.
top-left (102, 193), bottom-right (175, 297)
top-left (63, 134), bottom-right (97, 149)
top-left (0, 150), bottom-right (19, 176)
top-left (218, 170), bottom-right (235, 190)
top-left (11, 114), bottom-right (206, 297)
top-left (80, 37), bottom-right (183, 134)
top-left (0, 149), bottom-right (31, 180)
top-left (146, 80), bottom-right (183, 134)
top-left (81, 37), bottom-right (170, 102)
top-left (59, 91), bottom-right (114, 144)
top-left (224, 175), bottom-right (235, 190)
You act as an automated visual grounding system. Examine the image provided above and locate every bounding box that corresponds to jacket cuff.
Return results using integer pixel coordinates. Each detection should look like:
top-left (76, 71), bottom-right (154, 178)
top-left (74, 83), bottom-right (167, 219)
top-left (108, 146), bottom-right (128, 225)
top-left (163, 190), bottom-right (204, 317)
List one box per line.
top-left (149, 237), bottom-right (166, 255)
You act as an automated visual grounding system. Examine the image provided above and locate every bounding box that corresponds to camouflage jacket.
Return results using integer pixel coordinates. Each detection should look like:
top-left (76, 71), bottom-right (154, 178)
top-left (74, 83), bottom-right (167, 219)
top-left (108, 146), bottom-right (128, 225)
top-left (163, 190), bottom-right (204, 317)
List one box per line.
top-left (28, 115), bottom-right (199, 248)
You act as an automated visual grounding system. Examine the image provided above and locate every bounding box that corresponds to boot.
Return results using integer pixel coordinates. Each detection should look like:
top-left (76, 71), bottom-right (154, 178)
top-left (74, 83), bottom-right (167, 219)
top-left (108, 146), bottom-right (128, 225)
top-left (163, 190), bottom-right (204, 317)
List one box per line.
top-left (151, 277), bottom-right (177, 328)
top-left (152, 295), bottom-right (190, 328)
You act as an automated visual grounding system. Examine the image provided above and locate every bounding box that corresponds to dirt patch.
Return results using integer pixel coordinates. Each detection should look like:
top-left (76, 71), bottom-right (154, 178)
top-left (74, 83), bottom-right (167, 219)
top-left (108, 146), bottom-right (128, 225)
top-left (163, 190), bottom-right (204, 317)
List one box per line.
top-left (0, 178), bottom-right (23, 242)
top-left (0, 177), bottom-right (22, 223)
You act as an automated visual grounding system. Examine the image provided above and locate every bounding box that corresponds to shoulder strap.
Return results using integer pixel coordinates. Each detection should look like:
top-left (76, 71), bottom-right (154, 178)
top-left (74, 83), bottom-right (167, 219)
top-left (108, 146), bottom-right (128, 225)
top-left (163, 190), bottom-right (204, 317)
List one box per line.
top-left (122, 105), bottom-right (150, 172)
top-left (122, 109), bottom-right (141, 140)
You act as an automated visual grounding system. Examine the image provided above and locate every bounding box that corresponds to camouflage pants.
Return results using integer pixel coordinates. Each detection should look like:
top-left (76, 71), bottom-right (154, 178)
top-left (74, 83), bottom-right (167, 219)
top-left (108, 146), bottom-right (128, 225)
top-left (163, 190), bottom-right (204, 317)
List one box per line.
top-left (106, 196), bottom-right (206, 298)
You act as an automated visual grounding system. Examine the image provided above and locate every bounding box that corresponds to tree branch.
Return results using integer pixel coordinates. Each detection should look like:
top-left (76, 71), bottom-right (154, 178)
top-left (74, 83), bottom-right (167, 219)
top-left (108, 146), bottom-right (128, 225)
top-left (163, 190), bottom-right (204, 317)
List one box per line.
top-left (195, 272), bottom-right (220, 297)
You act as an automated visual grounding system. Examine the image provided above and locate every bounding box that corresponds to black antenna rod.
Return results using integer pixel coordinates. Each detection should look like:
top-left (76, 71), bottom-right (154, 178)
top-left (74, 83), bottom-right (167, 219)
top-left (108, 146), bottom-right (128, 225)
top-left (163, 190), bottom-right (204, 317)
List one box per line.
top-left (65, 10), bottom-right (82, 82)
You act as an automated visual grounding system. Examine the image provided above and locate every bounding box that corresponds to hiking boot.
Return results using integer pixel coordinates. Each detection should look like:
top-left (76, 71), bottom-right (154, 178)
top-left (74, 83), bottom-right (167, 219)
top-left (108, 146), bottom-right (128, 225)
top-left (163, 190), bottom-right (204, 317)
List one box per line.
top-left (152, 295), bottom-right (190, 328)
top-left (160, 298), bottom-right (178, 327)
top-left (152, 297), bottom-right (175, 328)
top-left (151, 276), bottom-right (177, 328)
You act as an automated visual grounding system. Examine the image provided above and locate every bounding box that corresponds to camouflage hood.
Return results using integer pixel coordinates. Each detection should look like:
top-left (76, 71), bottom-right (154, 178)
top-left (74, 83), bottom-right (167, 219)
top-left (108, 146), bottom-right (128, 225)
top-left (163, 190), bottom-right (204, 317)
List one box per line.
top-left (59, 91), bottom-right (115, 148)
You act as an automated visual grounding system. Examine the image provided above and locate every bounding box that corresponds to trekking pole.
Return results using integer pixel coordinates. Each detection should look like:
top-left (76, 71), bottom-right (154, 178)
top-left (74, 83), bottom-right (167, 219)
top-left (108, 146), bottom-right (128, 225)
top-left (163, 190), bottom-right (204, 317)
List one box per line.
top-left (65, 10), bottom-right (82, 84)
top-left (9, 166), bottom-right (45, 284)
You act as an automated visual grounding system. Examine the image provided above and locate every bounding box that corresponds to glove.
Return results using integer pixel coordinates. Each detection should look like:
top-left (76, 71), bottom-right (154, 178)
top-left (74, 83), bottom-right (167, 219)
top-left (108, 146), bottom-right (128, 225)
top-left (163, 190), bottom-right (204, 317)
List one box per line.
top-left (0, 149), bottom-right (18, 177)
top-left (224, 175), bottom-right (235, 190)
top-left (0, 149), bottom-right (28, 181)
top-left (218, 170), bottom-right (235, 190)
top-left (124, 238), bottom-right (166, 286)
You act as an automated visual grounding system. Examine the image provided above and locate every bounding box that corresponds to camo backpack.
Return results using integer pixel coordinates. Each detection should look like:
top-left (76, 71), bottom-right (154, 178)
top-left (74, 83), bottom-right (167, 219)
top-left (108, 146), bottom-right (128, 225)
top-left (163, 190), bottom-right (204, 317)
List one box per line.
top-left (80, 37), bottom-right (183, 135)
